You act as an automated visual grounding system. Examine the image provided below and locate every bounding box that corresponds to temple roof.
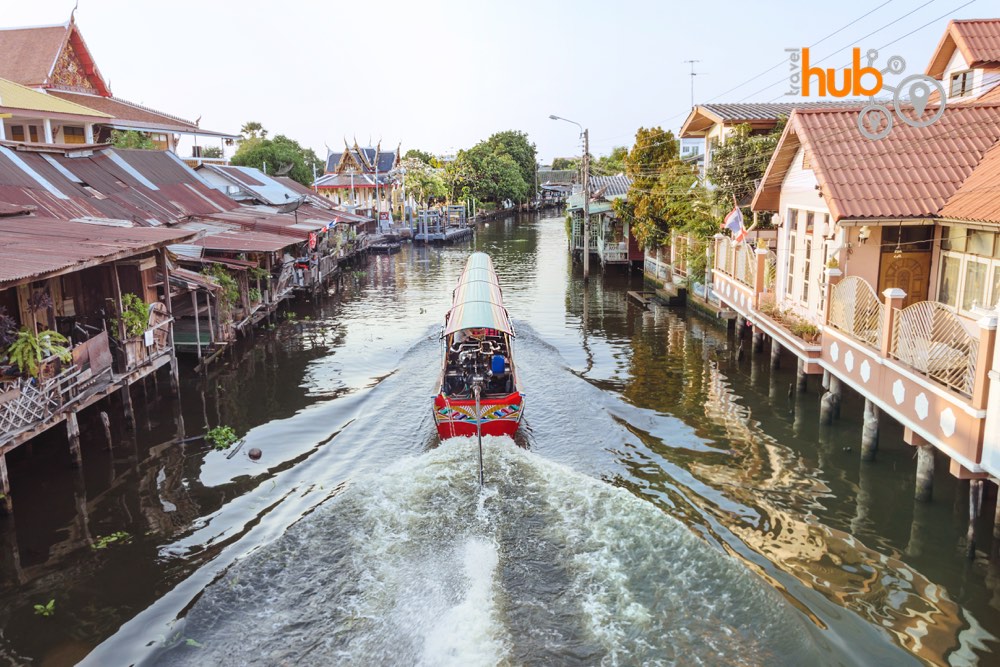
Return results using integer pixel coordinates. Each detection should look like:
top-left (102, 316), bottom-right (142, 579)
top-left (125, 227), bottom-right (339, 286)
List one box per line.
top-left (0, 20), bottom-right (110, 96)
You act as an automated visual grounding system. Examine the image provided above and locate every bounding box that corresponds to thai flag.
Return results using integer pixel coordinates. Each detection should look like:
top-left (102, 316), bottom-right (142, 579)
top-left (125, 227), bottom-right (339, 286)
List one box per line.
top-left (723, 206), bottom-right (747, 243)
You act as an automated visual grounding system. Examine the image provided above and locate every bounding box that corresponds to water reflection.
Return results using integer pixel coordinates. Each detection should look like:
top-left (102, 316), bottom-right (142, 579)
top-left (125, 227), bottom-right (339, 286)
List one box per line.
top-left (0, 213), bottom-right (996, 666)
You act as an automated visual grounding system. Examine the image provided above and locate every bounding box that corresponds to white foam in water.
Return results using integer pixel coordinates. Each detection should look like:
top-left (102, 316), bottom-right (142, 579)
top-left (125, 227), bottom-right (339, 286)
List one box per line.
top-left (420, 537), bottom-right (504, 667)
top-left (150, 436), bottom-right (830, 666)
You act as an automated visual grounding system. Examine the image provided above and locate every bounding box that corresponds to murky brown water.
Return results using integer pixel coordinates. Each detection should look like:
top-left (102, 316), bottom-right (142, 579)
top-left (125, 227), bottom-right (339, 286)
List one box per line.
top-left (0, 212), bottom-right (997, 666)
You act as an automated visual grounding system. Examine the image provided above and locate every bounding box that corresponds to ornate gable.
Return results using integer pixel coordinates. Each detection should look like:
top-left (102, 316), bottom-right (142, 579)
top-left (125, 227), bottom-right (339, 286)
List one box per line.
top-left (46, 23), bottom-right (111, 96)
top-left (336, 148), bottom-right (365, 174)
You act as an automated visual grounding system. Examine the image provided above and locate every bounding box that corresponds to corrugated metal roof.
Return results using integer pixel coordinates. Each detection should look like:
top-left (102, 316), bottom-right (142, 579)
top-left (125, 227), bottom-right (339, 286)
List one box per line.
top-left (590, 175), bottom-right (631, 198)
top-left (203, 164), bottom-right (301, 206)
top-left (0, 216), bottom-right (194, 285)
top-left (0, 77), bottom-right (111, 117)
top-left (192, 229), bottom-right (299, 253)
top-left (753, 104), bottom-right (1000, 221)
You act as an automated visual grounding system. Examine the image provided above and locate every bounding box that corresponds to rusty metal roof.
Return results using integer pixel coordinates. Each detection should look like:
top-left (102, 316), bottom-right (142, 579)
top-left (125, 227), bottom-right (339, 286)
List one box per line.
top-left (753, 104), bottom-right (1000, 221)
top-left (0, 216), bottom-right (195, 286)
top-left (0, 143), bottom-right (241, 225)
top-left (192, 229), bottom-right (299, 253)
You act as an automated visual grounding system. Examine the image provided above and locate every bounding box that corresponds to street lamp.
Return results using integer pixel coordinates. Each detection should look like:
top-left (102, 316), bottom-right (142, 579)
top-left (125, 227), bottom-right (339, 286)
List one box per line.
top-left (550, 114), bottom-right (590, 282)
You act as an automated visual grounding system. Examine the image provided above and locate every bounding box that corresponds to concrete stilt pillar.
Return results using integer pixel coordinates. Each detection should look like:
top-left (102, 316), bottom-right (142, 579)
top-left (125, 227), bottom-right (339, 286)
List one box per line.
top-left (752, 328), bottom-right (764, 354)
top-left (120, 384), bottom-right (135, 432)
top-left (915, 444), bottom-right (935, 502)
top-left (993, 489), bottom-right (1000, 560)
top-left (770, 340), bottom-right (781, 370)
top-left (861, 399), bottom-right (879, 462)
top-left (796, 358), bottom-right (808, 393)
top-left (0, 454), bottom-right (12, 515)
top-left (819, 374), bottom-right (841, 424)
top-left (906, 499), bottom-right (929, 558)
top-left (67, 411), bottom-right (82, 468)
top-left (968, 479), bottom-right (984, 559)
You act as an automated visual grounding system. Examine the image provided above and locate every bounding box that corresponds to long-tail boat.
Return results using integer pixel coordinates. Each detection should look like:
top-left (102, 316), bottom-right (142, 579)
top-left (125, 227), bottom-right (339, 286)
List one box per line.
top-left (434, 252), bottom-right (523, 440)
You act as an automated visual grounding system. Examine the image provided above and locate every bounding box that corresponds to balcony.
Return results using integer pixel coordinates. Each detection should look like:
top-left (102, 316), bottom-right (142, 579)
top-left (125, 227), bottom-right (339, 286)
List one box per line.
top-left (714, 240), bottom-right (993, 469)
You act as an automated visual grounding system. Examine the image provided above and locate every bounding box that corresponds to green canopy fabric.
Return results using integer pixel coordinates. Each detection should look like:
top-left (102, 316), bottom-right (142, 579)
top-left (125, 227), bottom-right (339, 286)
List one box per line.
top-left (443, 252), bottom-right (514, 336)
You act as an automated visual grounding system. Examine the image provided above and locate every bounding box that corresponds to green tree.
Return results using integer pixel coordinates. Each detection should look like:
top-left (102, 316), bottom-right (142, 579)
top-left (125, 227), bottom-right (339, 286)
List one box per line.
top-left (706, 118), bottom-right (785, 219)
top-left (110, 130), bottom-right (156, 150)
top-left (483, 130), bottom-right (537, 192)
top-left (592, 146), bottom-right (627, 176)
top-left (201, 145), bottom-right (224, 158)
top-left (615, 127), bottom-right (680, 247)
top-left (404, 148), bottom-right (436, 166)
top-left (551, 157), bottom-right (576, 170)
top-left (240, 121), bottom-right (268, 140)
top-left (475, 153), bottom-right (529, 205)
top-left (401, 157), bottom-right (447, 205)
top-left (231, 131), bottom-right (324, 186)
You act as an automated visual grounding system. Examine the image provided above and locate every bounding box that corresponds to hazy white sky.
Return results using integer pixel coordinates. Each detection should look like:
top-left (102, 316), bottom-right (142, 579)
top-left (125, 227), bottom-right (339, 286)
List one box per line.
top-left (9, 0), bottom-right (986, 162)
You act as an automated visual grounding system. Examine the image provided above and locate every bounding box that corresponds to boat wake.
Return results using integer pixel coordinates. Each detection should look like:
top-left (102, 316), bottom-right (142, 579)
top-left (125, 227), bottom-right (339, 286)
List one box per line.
top-left (151, 438), bottom-right (831, 666)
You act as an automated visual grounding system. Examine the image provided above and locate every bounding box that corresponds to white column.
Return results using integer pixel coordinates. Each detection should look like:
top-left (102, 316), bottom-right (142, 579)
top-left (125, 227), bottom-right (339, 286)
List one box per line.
top-left (43, 118), bottom-right (54, 144)
top-left (0, 122), bottom-right (6, 141)
top-left (84, 123), bottom-right (94, 144)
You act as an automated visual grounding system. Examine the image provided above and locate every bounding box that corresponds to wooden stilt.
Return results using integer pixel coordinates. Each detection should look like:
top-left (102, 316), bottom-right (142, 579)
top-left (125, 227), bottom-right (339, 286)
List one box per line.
top-left (120, 384), bottom-right (135, 432)
top-left (915, 443), bottom-right (935, 502)
top-left (770, 339), bottom-right (781, 370)
top-left (159, 248), bottom-right (180, 397)
top-left (101, 411), bottom-right (113, 450)
top-left (67, 411), bottom-right (82, 468)
top-left (861, 398), bottom-right (879, 462)
top-left (796, 358), bottom-right (808, 394)
top-left (752, 328), bottom-right (764, 354)
top-left (0, 454), bottom-right (12, 514)
top-left (968, 479), bottom-right (984, 559)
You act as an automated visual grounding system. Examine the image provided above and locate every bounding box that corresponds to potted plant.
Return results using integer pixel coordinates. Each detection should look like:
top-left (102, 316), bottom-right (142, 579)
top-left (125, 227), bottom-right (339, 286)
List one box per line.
top-left (7, 328), bottom-right (71, 379)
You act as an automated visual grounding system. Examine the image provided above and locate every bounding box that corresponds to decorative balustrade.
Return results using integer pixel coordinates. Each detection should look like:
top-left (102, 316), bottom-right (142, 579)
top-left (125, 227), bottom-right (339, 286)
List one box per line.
top-left (714, 237), bottom-right (755, 288)
top-left (890, 301), bottom-right (979, 396)
top-left (828, 276), bottom-right (884, 348)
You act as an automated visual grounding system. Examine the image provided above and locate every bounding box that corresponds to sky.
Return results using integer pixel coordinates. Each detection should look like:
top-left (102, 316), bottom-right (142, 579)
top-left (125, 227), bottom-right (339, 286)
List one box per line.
top-left (8, 0), bottom-right (988, 163)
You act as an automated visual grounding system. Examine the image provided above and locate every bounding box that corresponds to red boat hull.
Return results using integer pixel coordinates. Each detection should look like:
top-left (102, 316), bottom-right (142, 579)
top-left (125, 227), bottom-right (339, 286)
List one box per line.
top-left (433, 392), bottom-right (524, 439)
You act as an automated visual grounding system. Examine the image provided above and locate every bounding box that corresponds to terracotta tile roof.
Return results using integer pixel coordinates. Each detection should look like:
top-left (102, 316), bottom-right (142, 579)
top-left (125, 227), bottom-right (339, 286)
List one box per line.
top-left (47, 91), bottom-right (202, 132)
top-left (927, 19), bottom-right (1000, 77)
top-left (0, 24), bottom-right (68, 88)
top-left (940, 140), bottom-right (1000, 222)
top-left (753, 104), bottom-right (1000, 221)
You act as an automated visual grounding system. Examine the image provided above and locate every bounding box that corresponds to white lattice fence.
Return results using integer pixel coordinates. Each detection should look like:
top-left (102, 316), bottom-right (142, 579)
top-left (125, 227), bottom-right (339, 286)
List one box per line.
top-left (891, 301), bottom-right (978, 396)
top-left (738, 244), bottom-right (756, 287)
top-left (829, 277), bottom-right (884, 348)
top-left (764, 250), bottom-right (778, 292)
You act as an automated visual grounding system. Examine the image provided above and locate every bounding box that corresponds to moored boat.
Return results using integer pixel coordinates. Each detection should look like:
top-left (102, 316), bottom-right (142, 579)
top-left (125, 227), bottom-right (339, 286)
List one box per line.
top-left (434, 252), bottom-right (523, 439)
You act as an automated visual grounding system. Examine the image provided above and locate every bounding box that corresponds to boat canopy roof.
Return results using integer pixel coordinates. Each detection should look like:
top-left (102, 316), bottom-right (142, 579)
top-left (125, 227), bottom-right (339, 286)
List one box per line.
top-left (443, 252), bottom-right (514, 336)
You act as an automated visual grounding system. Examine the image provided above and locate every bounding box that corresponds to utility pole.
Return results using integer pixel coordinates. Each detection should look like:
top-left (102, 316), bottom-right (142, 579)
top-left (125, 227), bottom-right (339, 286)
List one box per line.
top-left (582, 128), bottom-right (590, 282)
top-left (683, 59), bottom-right (702, 109)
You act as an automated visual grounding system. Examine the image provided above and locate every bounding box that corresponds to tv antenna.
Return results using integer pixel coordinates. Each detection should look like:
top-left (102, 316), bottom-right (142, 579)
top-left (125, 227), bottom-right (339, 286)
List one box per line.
top-left (683, 60), bottom-right (705, 109)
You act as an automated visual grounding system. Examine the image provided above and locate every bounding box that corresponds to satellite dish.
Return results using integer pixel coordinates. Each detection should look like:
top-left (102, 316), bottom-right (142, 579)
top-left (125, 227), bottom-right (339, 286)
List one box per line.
top-left (276, 196), bottom-right (305, 214)
top-left (275, 162), bottom-right (294, 177)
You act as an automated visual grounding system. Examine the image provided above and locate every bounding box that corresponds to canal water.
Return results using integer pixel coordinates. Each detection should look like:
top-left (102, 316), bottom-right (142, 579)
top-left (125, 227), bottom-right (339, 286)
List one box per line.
top-left (0, 212), bottom-right (998, 666)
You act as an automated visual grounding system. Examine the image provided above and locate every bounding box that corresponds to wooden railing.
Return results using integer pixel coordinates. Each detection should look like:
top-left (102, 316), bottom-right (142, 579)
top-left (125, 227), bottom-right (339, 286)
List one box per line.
top-left (0, 333), bottom-right (113, 446)
top-left (828, 276), bottom-right (884, 349)
top-left (890, 301), bottom-right (978, 397)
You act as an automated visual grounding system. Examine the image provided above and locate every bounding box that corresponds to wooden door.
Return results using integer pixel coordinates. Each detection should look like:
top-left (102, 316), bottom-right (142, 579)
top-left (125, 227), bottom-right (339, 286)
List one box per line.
top-left (879, 252), bottom-right (932, 308)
